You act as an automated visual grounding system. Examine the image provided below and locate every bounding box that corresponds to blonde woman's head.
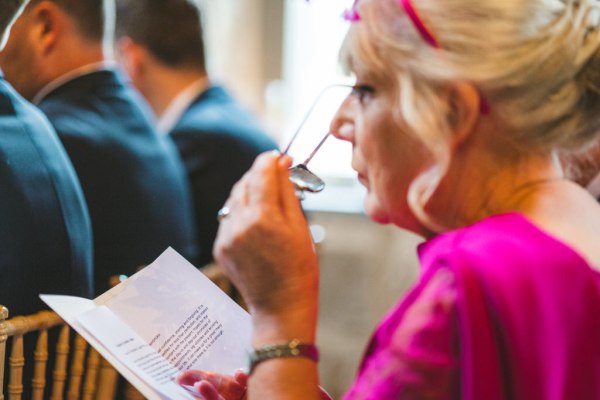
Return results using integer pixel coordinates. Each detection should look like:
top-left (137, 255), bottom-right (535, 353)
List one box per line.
top-left (338, 0), bottom-right (600, 232)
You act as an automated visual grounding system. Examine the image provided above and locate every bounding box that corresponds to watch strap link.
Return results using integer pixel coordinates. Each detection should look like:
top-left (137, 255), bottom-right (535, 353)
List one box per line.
top-left (248, 339), bottom-right (319, 375)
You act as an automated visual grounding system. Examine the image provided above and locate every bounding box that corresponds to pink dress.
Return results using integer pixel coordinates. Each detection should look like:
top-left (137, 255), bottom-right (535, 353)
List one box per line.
top-left (344, 213), bottom-right (600, 400)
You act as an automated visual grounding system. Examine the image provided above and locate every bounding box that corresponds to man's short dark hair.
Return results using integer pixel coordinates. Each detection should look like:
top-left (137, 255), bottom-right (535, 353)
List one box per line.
top-left (30, 0), bottom-right (107, 41)
top-left (115, 0), bottom-right (206, 71)
top-left (0, 0), bottom-right (27, 34)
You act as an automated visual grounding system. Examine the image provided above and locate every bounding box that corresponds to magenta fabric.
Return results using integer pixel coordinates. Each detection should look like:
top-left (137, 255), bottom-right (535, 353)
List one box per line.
top-left (344, 213), bottom-right (600, 399)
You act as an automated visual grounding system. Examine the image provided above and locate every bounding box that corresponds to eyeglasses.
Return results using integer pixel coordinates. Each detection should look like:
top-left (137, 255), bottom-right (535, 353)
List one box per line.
top-left (283, 84), bottom-right (353, 195)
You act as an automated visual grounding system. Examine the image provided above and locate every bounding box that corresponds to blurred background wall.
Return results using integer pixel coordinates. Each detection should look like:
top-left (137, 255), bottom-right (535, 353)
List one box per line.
top-left (198, 1), bottom-right (421, 397)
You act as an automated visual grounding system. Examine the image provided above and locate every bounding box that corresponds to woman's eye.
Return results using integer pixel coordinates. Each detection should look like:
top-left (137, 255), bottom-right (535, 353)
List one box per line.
top-left (351, 84), bottom-right (375, 103)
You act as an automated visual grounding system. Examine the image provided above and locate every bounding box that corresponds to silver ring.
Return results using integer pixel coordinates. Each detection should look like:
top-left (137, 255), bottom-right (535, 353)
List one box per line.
top-left (217, 206), bottom-right (230, 222)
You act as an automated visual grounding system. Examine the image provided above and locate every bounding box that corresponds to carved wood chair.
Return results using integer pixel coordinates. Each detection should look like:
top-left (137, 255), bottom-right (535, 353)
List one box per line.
top-left (0, 306), bottom-right (120, 400)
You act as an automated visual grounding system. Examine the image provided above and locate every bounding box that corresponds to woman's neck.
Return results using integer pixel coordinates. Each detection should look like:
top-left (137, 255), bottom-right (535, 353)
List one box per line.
top-left (426, 148), bottom-right (565, 231)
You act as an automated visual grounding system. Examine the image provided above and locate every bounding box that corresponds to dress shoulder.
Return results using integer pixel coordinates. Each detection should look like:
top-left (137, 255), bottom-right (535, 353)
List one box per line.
top-left (344, 266), bottom-right (460, 400)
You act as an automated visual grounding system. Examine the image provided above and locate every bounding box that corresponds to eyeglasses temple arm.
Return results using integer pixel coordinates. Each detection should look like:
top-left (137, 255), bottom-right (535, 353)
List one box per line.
top-left (283, 84), bottom-right (351, 155)
top-left (302, 132), bottom-right (330, 165)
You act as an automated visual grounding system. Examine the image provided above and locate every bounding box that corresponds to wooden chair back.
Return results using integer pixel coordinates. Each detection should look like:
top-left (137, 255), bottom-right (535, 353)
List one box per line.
top-left (0, 306), bottom-right (120, 400)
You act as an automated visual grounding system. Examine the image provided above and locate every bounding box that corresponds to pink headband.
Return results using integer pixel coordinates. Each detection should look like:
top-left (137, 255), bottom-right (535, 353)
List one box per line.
top-left (343, 0), bottom-right (490, 113)
top-left (399, 0), bottom-right (491, 113)
top-left (399, 0), bottom-right (439, 48)
top-left (344, 0), bottom-right (439, 48)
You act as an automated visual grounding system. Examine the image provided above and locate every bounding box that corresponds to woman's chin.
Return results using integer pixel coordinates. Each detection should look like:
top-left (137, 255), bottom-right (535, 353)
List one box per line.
top-left (363, 197), bottom-right (390, 224)
top-left (363, 196), bottom-right (425, 233)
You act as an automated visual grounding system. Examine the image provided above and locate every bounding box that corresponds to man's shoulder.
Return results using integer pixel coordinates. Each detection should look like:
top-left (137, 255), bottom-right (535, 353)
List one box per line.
top-left (0, 79), bottom-right (65, 147)
top-left (174, 86), bottom-right (277, 151)
top-left (0, 79), bottom-right (86, 214)
top-left (39, 73), bottom-right (157, 141)
top-left (39, 69), bottom-right (147, 117)
top-left (184, 86), bottom-right (256, 125)
top-left (0, 78), bottom-right (41, 121)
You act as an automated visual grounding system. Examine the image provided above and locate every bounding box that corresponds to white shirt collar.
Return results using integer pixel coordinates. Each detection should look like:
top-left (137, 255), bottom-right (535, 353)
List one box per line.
top-left (586, 172), bottom-right (600, 199)
top-left (157, 78), bottom-right (209, 135)
top-left (32, 61), bottom-right (118, 105)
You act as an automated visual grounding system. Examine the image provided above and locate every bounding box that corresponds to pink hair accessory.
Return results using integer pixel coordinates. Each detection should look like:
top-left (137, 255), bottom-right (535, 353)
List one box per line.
top-left (399, 0), bottom-right (490, 114)
top-left (343, 0), bottom-right (361, 22)
top-left (399, 0), bottom-right (439, 48)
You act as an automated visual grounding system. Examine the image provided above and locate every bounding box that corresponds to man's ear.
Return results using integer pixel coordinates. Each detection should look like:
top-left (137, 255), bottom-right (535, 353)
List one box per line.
top-left (29, 1), bottom-right (63, 56)
top-left (116, 37), bottom-right (147, 81)
top-left (446, 82), bottom-right (482, 150)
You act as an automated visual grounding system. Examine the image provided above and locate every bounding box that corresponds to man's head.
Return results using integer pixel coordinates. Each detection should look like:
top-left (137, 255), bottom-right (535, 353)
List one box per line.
top-left (31, 0), bottom-right (109, 42)
top-left (0, 0), bottom-right (28, 49)
top-left (115, 0), bottom-right (206, 73)
top-left (0, 0), bottom-right (114, 100)
top-left (115, 0), bottom-right (207, 116)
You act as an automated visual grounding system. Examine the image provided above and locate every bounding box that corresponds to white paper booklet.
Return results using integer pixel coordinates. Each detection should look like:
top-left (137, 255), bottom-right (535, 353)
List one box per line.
top-left (40, 247), bottom-right (252, 400)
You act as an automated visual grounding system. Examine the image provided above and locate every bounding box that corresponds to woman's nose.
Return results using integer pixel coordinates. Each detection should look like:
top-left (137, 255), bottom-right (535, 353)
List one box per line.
top-left (329, 97), bottom-right (355, 143)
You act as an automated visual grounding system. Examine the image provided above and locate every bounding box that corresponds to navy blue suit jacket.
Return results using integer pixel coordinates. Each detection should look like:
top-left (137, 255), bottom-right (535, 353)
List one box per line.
top-left (0, 75), bottom-right (93, 316)
top-left (170, 85), bottom-right (278, 266)
top-left (38, 69), bottom-right (198, 293)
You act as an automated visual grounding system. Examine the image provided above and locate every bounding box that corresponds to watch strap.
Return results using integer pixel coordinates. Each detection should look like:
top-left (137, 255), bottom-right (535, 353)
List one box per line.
top-left (248, 339), bottom-right (319, 375)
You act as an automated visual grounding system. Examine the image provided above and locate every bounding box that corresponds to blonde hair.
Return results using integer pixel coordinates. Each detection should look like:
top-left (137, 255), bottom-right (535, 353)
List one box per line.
top-left (342, 0), bottom-right (600, 231)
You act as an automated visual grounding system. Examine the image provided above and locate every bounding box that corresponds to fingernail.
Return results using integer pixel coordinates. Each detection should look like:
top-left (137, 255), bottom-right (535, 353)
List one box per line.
top-left (279, 155), bottom-right (293, 167)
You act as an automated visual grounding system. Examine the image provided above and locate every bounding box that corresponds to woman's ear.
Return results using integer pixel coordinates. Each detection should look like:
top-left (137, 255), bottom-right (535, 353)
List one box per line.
top-left (446, 82), bottom-right (481, 149)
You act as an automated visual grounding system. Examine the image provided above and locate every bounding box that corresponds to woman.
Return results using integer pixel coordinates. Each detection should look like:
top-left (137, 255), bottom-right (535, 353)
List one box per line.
top-left (178, 0), bottom-right (600, 398)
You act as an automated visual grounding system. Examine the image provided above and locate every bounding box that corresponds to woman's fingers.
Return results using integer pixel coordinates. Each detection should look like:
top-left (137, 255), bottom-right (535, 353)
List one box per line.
top-left (213, 148), bottom-right (318, 315)
top-left (222, 173), bottom-right (251, 222)
top-left (176, 370), bottom-right (205, 386)
top-left (319, 386), bottom-right (334, 400)
top-left (233, 369), bottom-right (248, 387)
top-left (243, 152), bottom-right (304, 225)
top-left (194, 380), bottom-right (225, 400)
top-left (246, 151), bottom-right (285, 207)
top-left (177, 371), bottom-right (246, 400)
top-left (277, 155), bottom-right (304, 219)
top-left (217, 151), bottom-right (300, 230)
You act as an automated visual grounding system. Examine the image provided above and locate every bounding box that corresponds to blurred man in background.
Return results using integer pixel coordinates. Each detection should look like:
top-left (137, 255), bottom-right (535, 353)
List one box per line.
top-left (115, 0), bottom-right (278, 267)
top-left (0, 0), bottom-right (93, 316)
top-left (0, 0), bottom-right (95, 395)
top-left (0, 0), bottom-right (199, 294)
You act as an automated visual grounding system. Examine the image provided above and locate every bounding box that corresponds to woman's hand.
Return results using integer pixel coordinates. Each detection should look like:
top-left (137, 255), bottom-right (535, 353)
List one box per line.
top-left (177, 369), bottom-right (334, 400)
top-left (177, 370), bottom-right (247, 400)
top-left (213, 152), bottom-right (319, 341)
